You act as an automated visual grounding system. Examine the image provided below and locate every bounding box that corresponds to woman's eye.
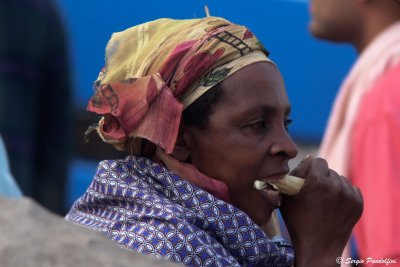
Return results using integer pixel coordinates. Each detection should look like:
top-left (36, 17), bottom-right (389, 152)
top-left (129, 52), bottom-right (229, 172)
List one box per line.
top-left (284, 118), bottom-right (293, 131)
top-left (246, 120), bottom-right (268, 130)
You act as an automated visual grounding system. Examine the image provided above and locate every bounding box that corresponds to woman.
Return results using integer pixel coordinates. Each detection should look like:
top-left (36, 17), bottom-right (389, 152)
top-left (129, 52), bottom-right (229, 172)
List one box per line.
top-left (67, 17), bottom-right (363, 266)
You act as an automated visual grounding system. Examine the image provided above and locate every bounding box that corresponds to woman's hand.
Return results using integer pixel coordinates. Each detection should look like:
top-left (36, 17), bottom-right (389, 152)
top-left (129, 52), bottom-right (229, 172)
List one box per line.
top-left (280, 156), bottom-right (363, 267)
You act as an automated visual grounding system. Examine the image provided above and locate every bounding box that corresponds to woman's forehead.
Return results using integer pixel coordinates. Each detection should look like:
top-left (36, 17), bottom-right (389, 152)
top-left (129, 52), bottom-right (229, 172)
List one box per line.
top-left (221, 62), bottom-right (287, 101)
top-left (213, 62), bottom-right (290, 117)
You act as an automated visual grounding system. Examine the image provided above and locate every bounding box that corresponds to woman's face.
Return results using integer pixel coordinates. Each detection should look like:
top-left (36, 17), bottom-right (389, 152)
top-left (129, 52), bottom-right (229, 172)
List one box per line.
top-left (183, 62), bottom-right (298, 225)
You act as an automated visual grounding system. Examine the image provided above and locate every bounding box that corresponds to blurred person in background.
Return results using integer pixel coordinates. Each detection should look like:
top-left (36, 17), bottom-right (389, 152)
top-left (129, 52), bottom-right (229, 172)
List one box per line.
top-left (0, 0), bottom-right (72, 214)
top-left (309, 0), bottom-right (400, 265)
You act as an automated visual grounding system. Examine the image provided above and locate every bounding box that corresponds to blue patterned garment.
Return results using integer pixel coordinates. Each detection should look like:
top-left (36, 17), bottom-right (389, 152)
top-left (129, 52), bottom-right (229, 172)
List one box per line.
top-left (66, 156), bottom-right (294, 267)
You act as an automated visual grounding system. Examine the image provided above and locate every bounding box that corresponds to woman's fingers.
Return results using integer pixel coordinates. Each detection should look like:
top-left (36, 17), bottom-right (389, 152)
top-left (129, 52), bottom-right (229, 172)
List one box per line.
top-left (280, 156), bottom-right (363, 266)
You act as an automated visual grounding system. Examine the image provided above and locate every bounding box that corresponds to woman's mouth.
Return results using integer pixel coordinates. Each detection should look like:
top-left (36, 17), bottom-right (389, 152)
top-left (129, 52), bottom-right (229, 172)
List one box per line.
top-left (254, 180), bottom-right (282, 208)
top-left (254, 175), bottom-right (305, 195)
top-left (254, 180), bottom-right (278, 191)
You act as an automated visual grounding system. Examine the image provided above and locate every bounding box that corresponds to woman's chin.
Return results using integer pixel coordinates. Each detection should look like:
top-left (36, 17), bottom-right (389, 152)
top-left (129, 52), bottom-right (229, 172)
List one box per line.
top-left (247, 205), bottom-right (277, 227)
top-left (231, 191), bottom-right (279, 226)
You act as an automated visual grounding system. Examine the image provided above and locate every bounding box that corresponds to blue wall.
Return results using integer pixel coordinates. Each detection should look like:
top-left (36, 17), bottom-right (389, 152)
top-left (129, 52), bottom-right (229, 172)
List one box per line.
top-left (57, 0), bottom-right (356, 143)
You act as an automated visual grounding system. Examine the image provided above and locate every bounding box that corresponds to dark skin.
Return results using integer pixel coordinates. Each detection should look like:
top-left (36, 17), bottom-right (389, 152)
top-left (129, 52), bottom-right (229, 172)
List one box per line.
top-left (282, 156), bottom-right (363, 267)
top-left (176, 62), bottom-right (363, 267)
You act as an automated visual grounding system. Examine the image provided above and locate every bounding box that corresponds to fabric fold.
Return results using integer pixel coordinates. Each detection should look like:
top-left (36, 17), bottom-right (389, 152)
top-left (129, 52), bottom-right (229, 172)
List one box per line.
top-left (88, 73), bottom-right (182, 153)
top-left (66, 156), bottom-right (294, 266)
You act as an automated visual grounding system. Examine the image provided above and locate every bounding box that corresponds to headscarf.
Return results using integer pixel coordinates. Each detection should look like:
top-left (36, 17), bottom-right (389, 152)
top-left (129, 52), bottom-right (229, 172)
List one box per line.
top-left (87, 17), bottom-right (272, 154)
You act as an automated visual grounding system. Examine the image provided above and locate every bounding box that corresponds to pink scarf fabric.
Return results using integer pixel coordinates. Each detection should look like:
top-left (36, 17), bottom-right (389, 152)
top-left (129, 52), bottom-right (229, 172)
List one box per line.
top-left (155, 148), bottom-right (231, 202)
top-left (319, 21), bottom-right (400, 176)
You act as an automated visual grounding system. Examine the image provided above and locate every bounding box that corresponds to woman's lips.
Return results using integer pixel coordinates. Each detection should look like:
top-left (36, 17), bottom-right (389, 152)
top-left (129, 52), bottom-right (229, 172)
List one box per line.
top-left (255, 181), bottom-right (282, 208)
top-left (254, 180), bottom-right (279, 190)
top-left (260, 187), bottom-right (282, 208)
top-left (254, 175), bottom-right (305, 196)
top-left (253, 173), bottom-right (287, 208)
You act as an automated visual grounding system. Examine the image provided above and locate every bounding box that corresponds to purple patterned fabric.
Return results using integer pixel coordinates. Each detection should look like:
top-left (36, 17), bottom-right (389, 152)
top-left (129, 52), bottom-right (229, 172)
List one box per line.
top-left (66, 156), bottom-right (294, 266)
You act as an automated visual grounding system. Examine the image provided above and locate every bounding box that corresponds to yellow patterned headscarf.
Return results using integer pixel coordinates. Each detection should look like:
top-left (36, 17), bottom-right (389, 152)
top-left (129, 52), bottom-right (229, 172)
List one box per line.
top-left (88, 17), bottom-right (272, 154)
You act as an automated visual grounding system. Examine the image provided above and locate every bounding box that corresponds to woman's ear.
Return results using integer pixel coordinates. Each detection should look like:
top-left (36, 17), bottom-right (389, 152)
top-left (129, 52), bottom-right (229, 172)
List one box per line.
top-left (171, 125), bottom-right (191, 162)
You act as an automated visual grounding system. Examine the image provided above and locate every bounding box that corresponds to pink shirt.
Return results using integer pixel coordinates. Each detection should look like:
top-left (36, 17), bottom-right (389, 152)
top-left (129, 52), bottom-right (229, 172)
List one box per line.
top-left (351, 63), bottom-right (400, 260)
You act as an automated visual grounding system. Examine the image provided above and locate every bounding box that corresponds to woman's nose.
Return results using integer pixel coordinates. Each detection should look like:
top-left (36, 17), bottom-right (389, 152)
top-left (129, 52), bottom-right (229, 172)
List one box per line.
top-left (270, 130), bottom-right (298, 159)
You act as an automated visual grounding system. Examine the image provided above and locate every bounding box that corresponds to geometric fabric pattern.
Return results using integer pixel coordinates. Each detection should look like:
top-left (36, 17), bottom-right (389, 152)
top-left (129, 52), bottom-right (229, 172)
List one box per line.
top-left (66, 156), bottom-right (294, 266)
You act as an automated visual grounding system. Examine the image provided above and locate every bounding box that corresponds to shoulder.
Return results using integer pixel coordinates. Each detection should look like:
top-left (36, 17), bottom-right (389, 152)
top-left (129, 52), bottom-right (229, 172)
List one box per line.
top-left (370, 63), bottom-right (400, 100)
top-left (375, 63), bottom-right (400, 90)
top-left (359, 63), bottom-right (400, 118)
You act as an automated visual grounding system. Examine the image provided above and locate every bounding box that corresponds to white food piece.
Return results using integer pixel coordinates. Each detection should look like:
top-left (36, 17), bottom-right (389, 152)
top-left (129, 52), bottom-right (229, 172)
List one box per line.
top-left (253, 175), bottom-right (305, 195)
top-left (254, 180), bottom-right (269, 190)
